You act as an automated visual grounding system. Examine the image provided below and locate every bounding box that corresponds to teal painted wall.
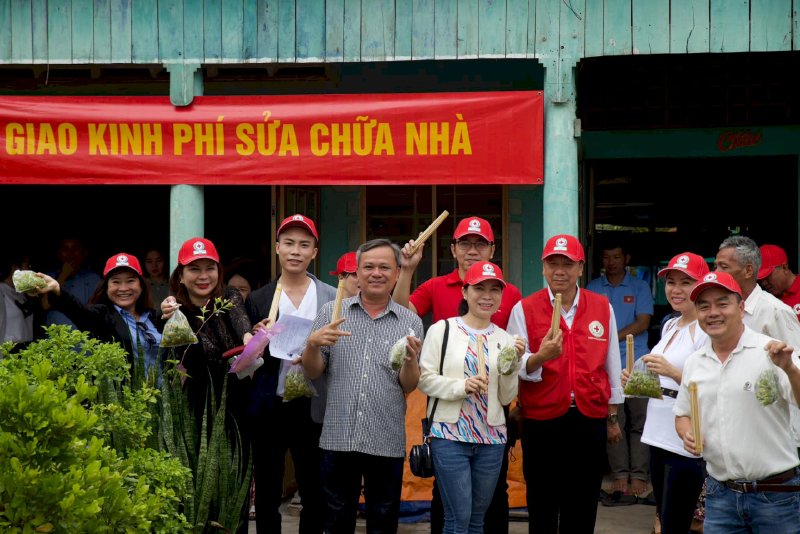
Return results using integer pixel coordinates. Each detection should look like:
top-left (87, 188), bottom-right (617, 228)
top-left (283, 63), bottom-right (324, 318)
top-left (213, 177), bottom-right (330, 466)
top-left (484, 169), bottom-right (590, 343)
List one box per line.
top-left (320, 186), bottom-right (362, 287)
top-left (508, 185), bottom-right (544, 295)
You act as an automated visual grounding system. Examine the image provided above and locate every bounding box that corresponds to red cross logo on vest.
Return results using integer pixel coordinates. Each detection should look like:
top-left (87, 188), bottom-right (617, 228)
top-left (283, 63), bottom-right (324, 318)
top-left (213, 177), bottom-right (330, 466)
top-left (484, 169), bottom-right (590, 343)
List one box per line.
top-left (589, 320), bottom-right (605, 338)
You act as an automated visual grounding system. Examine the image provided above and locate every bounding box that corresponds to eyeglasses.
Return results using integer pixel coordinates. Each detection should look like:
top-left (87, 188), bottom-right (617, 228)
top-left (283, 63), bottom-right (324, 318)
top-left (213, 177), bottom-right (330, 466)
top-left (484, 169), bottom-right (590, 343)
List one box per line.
top-left (455, 240), bottom-right (491, 252)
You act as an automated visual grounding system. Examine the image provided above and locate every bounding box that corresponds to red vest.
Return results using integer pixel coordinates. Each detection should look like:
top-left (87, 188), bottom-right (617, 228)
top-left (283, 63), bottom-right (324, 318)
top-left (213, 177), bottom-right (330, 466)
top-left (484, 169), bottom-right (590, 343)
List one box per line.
top-left (519, 289), bottom-right (611, 419)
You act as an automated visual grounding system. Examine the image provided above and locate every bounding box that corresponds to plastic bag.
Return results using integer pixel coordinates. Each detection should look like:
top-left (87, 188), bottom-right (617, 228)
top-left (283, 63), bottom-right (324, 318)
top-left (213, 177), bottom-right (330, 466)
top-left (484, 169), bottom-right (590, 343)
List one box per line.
top-left (283, 364), bottom-right (316, 402)
top-left (390, 328), bottom-right (415, 371)
top-left (160, 307), bottom-right (199, 347)
top-left (497, 345), bottom-right (518, 376)
top-left (755, 368), bottom-right (779, 406)
top-left (623, 358), bottom-right (663, 399)
top-left (12, 270), bottom-right (46, 294)
top-left (229, 323), bottom-right (285, 379)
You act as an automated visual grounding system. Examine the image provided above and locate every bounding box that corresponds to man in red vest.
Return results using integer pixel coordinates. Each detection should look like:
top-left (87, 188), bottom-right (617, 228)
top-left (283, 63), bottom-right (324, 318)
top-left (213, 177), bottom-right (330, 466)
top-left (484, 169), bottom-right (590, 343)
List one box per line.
top-left (507, 234), bottom-right (623, 534)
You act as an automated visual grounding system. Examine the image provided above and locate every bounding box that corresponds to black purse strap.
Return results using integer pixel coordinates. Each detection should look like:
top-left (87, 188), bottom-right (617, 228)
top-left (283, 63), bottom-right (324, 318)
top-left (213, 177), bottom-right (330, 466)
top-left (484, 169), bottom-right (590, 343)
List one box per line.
top-left (423, 319), bottom-right (450, 438)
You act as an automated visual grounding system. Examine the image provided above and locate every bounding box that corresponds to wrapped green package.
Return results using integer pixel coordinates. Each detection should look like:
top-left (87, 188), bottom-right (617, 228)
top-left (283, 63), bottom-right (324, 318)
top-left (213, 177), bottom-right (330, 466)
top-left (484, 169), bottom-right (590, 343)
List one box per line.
top-left (497, 346), bottom-right (518, 375)
top-left (755, 368), bottom-right (779, 406)
top-left (624, 359), bottom-right (663, 399)
top-left (390, 337), bottom-right (407, 371)
top-left (283, 365), bottom-right (315, 402)
top-left (12, 270), bottom-right (46, 294)
top-left (159, 307), bottom-right (199, 347)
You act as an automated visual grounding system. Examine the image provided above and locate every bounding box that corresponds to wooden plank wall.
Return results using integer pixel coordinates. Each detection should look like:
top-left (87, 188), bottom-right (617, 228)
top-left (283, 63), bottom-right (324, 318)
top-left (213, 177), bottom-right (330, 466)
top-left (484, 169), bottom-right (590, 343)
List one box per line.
top-left (1, 0), bottom-right (798, 64)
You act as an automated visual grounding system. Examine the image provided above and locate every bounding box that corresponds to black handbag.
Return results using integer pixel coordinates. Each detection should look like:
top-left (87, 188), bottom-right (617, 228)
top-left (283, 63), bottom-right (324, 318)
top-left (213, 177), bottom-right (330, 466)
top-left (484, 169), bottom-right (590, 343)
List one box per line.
top-left (409, 319), bottom-right (449, 478)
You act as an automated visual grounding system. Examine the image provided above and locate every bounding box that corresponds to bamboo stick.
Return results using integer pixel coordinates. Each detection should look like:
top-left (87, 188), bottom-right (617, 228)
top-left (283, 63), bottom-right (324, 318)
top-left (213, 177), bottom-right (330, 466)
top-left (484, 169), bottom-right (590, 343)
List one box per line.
top-left (267, 283), bottom-right (282, 323)
top-left (689, 381), bottom-right (703, 455)
top-left (551, 293), bottom-right (562, 333)
top-left (476, 336), bottom-right (486, 380)
top-left (331, 278), bottom-right (345, 323)
top-left (626, 334), bottom-right (635, 373)
top-left (408, 210), bottom-right (450, 256)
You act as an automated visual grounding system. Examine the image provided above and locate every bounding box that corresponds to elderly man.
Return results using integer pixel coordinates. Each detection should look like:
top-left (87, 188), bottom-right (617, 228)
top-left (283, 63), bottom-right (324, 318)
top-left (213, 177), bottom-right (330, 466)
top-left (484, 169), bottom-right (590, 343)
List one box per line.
top-left (758, 244), bottom-right (800, 321)
top-left (302, 238), bottom-right (423, 533)
top-left (507, 234), bottom-right (623, 534)
top-left (675, 271), bottom-right (800, 533)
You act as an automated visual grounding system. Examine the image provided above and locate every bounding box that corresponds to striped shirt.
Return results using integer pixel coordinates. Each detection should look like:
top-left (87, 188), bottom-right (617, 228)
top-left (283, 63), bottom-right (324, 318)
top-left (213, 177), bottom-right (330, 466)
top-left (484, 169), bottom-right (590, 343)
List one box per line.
top-left (314, 294), bottom-right (424, 458)
top-left (430, 319), bottom-right (507, 445)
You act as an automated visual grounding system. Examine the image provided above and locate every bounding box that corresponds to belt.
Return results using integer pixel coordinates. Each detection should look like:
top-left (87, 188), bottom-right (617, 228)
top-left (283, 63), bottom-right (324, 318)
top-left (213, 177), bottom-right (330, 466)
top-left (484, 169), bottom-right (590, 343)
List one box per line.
top-left (661, 387), bottom-right (679, 399)
top-left (724, 468), bottom-right (800, 493)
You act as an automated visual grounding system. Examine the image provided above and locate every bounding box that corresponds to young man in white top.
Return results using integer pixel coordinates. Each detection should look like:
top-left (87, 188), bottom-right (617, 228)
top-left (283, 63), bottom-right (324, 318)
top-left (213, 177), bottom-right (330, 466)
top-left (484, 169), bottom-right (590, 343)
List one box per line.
top-left (675, 271), bottom-right (800, 534)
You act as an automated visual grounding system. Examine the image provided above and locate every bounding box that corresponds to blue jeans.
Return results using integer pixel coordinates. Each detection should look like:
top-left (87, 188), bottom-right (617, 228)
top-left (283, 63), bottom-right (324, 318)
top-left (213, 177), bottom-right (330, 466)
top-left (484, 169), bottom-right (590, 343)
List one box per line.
top-left (430, 438), bottom-right (505, 534)
top-left (705, 474), bottom-right (800, 534)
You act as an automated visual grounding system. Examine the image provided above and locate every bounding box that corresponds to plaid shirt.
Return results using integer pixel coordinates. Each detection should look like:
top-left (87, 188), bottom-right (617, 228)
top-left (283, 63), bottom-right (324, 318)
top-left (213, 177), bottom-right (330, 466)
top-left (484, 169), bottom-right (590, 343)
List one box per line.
top-left (314, 295), bottom-right (423, 458)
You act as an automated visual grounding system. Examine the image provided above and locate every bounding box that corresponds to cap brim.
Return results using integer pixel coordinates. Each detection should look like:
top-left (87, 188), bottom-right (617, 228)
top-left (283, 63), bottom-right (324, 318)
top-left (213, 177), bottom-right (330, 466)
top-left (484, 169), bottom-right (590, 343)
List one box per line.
top-left (541, 251), bottom-right (584, 262)
top-left (466, 276), bottom-right (507, 288)
top-left (757, 265), bottom-right (776, 280)
top-left (181, 254), bottom-right (219, 265)
top-left (690, 281), bottom-right (741, 301)
top-left (657, 266), bottom-right (701, 280)
top-left (104, 265), bottom-right (142, 277)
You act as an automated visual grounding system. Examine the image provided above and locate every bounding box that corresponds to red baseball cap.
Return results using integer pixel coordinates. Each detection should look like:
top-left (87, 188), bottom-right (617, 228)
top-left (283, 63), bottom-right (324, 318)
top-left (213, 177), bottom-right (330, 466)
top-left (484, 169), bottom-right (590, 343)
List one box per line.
top-left (277, 214), bottom-right (319, 241)
top-left (758, 244), bottom-right (788, 280)
top-left (689, 271), bottom-right (743, 302)
top-left (103, 253), bottom-right (142, 277)
top-left (329, 252), bottom-right (357, 276)
top-left (542, 234), bottom-right (585, 262)
top-left (658, 252), bottom-right (709, 280)
top-left (463, 261), bottom-right (507, 288)
top-left (178, 237), bottom-right (220, 266)
top-left (453, 216), bottom-right (494, 242)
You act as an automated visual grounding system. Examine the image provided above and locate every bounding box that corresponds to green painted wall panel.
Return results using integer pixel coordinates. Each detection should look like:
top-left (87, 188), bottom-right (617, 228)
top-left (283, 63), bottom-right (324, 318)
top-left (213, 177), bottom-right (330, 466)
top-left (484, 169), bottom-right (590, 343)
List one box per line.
top-left (181, 0), bottom-right (203, 61)
top-left (257, 0), bottom-right (278, 61)
top-left (525, 0), bottom-right (537, 56)
top-left (479, 0), bottom-right (506, 56)
top-left (412, 0), bottom-right (435, 59)
top-left (325, 0), bottom-right (344, 60)
top-left (31, 0), bottom-right (48, 62)
top-left (343, 0), bottom-right (361, 61)
top-left (11, 0), bottom-right (32, 62)
top-left (457, 0), bottom-right (479, 58)
top-left (158, 0), bottom-right (183, 61)
top-left (434, 0), bottom-right (457, 58)
top-left (603, 0), bottom-right (632, 55)
top-left (632, 0), bottom-right (669, 54)
top-left (506, 0), bottom-right (530, 57)
top-left (361, 0), bottom-right (389, 60)
top-left (278, 0), bottom-right (296, 61)
top-left (394, 0), bottom-right (413, 59)
top-left (72, 0), bottom-right (94, 61)
top-left (93, 0), bottom-right (112, 62)
top-left (795, 0), bottom-right (800, 51)
top-left (110, 0), bottom-right (132, 62)
top-left (669, 0), bottom-right (710, 53)
top-left (0, 3), bottom-right (9, 62)
top-left (132, 0), bottom-right (159, 62)
top-left (203, 0), bottom-right (222, 61)
top-left (382, 0), bottom-right (396, 59)
top-left (320, 186), bottom-right (362, 288)
top-left (221, 0), bottom-right (244, 60)
top-left (535, 0), bottom-right (560, 58)
top-left (508, 185), bottom-right (543, 294)
top-left (751, 0), bottom-right (791, 51)
top-left (560, 0), bottom-right (585, 58)
top-left (48, 0), bottom-right (72, 62)
top-left (242, 0), bottom-right (257, 59)
top-left (710, 0), bottom-right (749, 52)
top-left (297, 0), bottom-right (325, 60)
top-left (584, 0), bottom-right (604, 57)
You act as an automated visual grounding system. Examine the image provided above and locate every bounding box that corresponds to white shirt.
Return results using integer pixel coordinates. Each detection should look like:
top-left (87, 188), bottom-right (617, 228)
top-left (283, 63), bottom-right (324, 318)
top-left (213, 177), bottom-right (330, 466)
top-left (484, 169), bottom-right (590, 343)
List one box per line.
top-left (674, 326), bottom-right (800, 481)
top-left (507, 286), bottom-right (624, 404)
top-left (743, 283), bottom-right (800, 443)
top-left (642, 317), bottom-right (707, 457)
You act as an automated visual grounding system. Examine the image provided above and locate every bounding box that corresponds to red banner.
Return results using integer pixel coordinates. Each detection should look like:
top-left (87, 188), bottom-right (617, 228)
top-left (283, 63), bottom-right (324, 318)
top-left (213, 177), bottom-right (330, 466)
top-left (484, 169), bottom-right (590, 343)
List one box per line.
top-left (0, 92), bottom-right (542, 185)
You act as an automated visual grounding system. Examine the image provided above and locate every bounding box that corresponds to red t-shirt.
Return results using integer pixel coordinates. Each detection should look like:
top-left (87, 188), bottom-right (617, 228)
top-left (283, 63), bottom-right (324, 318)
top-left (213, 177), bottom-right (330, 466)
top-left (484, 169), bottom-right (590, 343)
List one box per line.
top-left (409, 269), bottom-right (522, 329)
top-left (781, 276), bottom-right (800, 321)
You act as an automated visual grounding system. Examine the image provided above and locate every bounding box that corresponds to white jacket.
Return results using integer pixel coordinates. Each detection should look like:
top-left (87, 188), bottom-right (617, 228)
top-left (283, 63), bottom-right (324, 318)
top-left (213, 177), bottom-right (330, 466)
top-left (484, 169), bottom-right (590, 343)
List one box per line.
top-left (418, 318), bottom-right (520, 427)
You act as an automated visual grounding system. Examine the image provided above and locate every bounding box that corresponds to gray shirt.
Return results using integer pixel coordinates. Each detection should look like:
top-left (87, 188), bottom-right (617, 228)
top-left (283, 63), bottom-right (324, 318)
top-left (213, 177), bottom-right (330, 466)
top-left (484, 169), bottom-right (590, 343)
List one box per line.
top-left (313, 295), bottom-right (423, 458)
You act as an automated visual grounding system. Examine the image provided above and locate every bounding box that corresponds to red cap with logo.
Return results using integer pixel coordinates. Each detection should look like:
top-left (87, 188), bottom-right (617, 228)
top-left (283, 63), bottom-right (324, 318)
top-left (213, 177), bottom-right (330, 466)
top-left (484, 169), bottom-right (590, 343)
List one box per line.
top-left (657, 252), bottom-right (710, 280)
top-left (178, 237), bottom-right (220, 266)
top-left (689, 271), bottom-right (743, 302)
top-left (277, 214), bottom-right (319, 241)
top-left (103, 253), bottom-right (143, 277)
top-left (329, 252), bottom-right (357, 276)
top-left (463, 261), bottom-right (507, 288)
top-left (541, 234), bottom-right (585, 262)
top-left (453, 216), bottom-right (494, 242)
top-left (758, 244), bottom-right (788, 280)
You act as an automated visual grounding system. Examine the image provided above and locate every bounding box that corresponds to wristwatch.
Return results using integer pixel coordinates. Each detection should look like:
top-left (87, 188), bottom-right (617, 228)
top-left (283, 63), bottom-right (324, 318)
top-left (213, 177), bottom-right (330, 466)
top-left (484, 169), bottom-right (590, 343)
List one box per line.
top-left (606, 413), bottom-right (618, 425)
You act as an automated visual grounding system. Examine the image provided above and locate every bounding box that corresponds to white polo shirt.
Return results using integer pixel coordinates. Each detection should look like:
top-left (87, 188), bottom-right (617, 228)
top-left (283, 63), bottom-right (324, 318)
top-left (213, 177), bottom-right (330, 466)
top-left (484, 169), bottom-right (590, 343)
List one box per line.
top-left (674, 326), bottom-right (800, 481)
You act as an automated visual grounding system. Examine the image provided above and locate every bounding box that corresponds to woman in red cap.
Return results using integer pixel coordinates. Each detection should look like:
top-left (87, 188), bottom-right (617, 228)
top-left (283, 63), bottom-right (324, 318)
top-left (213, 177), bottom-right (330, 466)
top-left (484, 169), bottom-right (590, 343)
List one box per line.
top-left (36, 252), bottom-right (163, 377)
top-left (623, 252), bottom-right (709, 534)
top-left (417, 261), bottom-right (525, 534)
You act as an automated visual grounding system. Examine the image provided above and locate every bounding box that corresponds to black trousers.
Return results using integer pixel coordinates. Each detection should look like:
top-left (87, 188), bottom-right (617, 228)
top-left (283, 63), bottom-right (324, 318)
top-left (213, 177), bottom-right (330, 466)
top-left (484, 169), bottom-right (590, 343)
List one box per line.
top-left (649, 446), bottom-right (705, 534)
top-left (251, 396), bottom-right (324, 534)
top-left (521, 408), bottom-right (607, 534)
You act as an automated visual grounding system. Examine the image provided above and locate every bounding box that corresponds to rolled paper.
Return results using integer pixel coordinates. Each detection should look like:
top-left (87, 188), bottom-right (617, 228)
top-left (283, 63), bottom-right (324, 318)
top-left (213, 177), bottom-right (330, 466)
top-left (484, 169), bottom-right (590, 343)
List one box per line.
top-left (626, 334), bottom-right (635, 372)
top-left (267, 283), bottom-right (282, 323)
top-left (408, 210), bottom-right (450, 256)
top-left (689, 381), bottom-right (703, 455)
top-left (331, 278), bottom-right (345, 323)
top-left (551, 293), bottom-right (562, 333)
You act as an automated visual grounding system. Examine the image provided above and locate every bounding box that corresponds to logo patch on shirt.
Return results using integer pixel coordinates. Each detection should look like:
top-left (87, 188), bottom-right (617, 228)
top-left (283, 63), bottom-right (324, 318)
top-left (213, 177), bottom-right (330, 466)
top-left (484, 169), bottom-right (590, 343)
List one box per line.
top-left (794, 304), bottom-right (800, 316)
top-left (588, 321), bottom-right (605, 338)
top-left (623, 295), bottom-right (634, 304)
